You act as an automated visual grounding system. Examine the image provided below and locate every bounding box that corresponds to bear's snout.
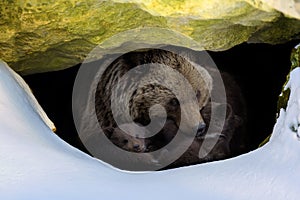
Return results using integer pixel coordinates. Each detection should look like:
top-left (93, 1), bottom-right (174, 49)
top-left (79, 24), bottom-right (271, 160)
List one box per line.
top-left (133, 143), bottom-right (141, 152)
top-left (196, 122), bottom-right (206, 138)
top-left (133, 144), bottom-right (140, 148)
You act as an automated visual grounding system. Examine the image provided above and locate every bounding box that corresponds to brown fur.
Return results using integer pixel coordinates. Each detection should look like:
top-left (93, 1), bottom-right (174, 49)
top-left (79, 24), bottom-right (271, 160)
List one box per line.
top-left (95, 49), bottom-right (246, 169)
top-left (169, 103), bottom-right (238, 168)
top-left (95, 49), bottom-right (212, 142)
top-left (165, 71), bottom-right (246, 168)
top-left (108, 71), bottom-right (246, 168)
top-left (103, 124), bottom-right (147, 152)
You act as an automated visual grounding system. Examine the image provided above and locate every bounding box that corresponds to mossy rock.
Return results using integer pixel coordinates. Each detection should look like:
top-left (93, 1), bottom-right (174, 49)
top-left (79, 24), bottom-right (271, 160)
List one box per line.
top-left (277, 44), bottom-right (300, 113)
top-left (1, 0), bottom-right (300, 74)
top-left (260, 43), bottom-right (300, 147)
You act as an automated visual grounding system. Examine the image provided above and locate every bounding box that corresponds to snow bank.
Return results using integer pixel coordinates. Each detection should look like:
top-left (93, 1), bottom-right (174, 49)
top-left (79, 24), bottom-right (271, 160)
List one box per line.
top-left (0, 60), bottom-right (299, 200)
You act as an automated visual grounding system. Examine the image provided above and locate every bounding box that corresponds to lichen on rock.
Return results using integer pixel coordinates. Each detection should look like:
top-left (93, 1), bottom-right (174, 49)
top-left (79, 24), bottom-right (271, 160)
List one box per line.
top-left (277, 44), bottom-right (300, 113)
top-left (0, 0), bottom-right (300, 74)
top-left (291, 43), bottom-right (300, 70)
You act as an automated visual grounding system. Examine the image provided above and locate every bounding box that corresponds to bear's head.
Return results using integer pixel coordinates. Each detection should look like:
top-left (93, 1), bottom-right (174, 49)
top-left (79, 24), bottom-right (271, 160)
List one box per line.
top-left (98, 49), bottom-right (212, 139)
top-left (129, 63), bottom-right (212, 138)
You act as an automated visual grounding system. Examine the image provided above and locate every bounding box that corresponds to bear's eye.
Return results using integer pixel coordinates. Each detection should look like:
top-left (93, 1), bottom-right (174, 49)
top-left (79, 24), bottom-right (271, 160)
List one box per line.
top-left (196, 90), bottom-right (201, 100)
top-left (169, 98), bottom-right (179, 107)
top-left (123, 139), bottom-right (129, 144)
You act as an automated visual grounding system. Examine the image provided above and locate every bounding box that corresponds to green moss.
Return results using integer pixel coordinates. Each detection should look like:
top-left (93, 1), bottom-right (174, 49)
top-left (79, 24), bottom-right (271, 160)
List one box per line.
top-left (291, 45), bottom-right (300, 70)
top-left (1, 0), bottom-right (300, 74)
top-left (277, 88), bottom-right (291, 113)
top-left (249, 16), bottom-right (300, 43)
top-left (258, 134), bottom-right (271, 147)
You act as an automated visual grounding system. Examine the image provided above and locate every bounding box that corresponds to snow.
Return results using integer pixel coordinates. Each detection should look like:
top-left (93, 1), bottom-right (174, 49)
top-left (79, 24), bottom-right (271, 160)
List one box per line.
top-left (0, 60), bottom-right (300, 200)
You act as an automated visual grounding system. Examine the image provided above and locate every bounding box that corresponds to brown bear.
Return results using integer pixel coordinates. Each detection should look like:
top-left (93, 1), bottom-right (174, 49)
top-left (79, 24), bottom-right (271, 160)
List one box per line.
top-left (108, 104), bottom-right (237, 169)
top-left (165, 71), bottom-right (247, 168)
top-left (95, 49), bottom-right (213, 146)
top-left (102, 70), bottom-right (246, 169)
top-left (209, 72), bottom-right (247, 156)
top-left (152, 101), bottom-right (244, 169)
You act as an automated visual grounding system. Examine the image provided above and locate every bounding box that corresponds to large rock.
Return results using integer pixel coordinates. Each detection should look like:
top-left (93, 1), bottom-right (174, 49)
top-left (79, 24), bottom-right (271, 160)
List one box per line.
top-left (1, 0), bottom-right (300, 74)
top-left (257, 0), bottom-right (300, 19)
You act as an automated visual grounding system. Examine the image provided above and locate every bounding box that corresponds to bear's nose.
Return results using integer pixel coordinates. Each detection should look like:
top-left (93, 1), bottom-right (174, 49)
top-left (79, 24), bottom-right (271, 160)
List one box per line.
top-left (196, 122), bottom-right (206, 138)
top-left (133, 144), bottom-right (140, 150)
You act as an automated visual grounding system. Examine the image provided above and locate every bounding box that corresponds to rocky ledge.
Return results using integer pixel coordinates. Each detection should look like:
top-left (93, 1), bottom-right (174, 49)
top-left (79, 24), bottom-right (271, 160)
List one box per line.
top-left (1, 0), bottom-right (300, 74)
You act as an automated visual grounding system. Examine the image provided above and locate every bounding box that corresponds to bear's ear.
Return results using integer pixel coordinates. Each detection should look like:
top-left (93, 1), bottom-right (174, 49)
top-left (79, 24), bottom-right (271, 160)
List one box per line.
top-left (103, 127), bottom-right (114, 138)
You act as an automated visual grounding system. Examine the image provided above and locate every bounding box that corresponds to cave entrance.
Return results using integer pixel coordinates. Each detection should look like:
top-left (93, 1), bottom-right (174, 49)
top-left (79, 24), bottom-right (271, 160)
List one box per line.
top-left (208, 41), bottom-right (299, 150)
top-left (23, 40), bottom-right (299, 167)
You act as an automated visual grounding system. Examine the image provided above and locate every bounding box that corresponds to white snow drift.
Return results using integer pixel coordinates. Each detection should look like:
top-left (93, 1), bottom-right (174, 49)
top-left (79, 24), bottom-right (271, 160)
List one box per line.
top-left (0, 60), bottom-right (300, 200)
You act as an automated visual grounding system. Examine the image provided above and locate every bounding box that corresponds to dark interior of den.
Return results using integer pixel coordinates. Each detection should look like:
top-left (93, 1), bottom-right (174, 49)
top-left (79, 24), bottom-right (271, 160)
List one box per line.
top-left (23, 40), bottom-right (299, 169)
